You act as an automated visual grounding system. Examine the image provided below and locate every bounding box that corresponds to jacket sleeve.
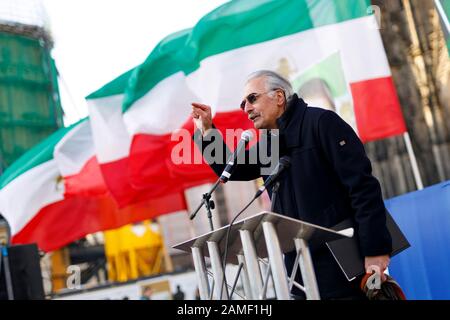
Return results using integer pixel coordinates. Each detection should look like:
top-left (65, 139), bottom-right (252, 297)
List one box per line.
top-left (317, 111), bottom-right (392, 257)
top-left (193, 126), bottom-right (262, 181)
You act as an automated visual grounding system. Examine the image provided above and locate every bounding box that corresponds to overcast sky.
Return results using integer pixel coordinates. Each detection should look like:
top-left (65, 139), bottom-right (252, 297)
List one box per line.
top-left (43, 0), bottom-right (228, 125)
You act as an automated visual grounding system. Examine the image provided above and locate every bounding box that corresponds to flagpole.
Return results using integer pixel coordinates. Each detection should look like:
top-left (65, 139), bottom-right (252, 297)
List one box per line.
top-left (156, 217), bottom-right (174, 273)
top-left (403, 132), bottom-right (424, 190)
top-left (434, 0), bottom-right (450, 34)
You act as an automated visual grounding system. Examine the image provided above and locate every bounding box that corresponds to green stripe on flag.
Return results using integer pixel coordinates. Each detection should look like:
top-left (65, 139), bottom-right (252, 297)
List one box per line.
top-left (124, 28), bottom-right (192, 112)
top-left (123, 0), bottom-right (372, 112)
top-left (0, 119), bottom-right (86, 189)
top-left (437, 0), bottom-right (450, 55)
top-left (186, 0), bottom-right (370, 70)
top-left (444, 0), bottom-right (450, 55)
top-left (86, 68), bottom-right (135, 99)
top-left (442, 0), bottom-right (450, 20)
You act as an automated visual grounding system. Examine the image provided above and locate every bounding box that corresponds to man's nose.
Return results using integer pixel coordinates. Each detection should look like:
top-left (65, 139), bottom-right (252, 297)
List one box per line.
top-left (244, 101), bottom-right (254, 113)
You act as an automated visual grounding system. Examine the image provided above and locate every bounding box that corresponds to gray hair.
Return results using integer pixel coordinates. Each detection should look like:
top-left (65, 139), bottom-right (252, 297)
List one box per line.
top-left (246, 70), bottom-right (294, 104)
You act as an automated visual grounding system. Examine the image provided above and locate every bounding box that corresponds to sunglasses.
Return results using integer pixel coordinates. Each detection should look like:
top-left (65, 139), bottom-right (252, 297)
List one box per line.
top-left (240, 89), bottom-right (278, 110)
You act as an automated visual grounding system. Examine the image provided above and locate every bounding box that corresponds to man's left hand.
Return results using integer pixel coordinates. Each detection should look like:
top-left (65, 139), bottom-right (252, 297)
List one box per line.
top-left (365, 255), bottom-right (390, 282)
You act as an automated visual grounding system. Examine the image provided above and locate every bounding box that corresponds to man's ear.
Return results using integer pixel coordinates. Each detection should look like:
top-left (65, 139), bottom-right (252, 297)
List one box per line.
top-left (276, 90), bottom-right (285, 106)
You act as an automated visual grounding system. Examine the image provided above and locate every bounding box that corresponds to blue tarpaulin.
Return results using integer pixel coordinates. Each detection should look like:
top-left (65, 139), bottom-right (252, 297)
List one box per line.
top-left (386, 180), bottom-right (450, 300)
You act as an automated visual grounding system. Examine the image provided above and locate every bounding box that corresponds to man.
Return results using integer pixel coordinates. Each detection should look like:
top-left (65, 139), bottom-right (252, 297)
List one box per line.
top-left (191, 70), bottom-right (391, 300)
top-left (140, 286), bottom-right (153, 300)
top-left (172, 285), bottom-right (185, 300)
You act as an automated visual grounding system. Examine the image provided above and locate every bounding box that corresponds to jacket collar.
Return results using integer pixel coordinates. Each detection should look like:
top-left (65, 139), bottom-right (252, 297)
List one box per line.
top-left (275, 93), bottom-right (308, 148)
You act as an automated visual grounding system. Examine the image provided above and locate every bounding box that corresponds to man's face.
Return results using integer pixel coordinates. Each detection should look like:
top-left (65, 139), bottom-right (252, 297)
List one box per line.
top-left (242, 77), bottom-right (285, 129)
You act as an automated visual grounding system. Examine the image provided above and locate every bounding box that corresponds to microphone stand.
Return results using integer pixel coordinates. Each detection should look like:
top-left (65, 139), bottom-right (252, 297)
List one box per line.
top-left (270, 180), bottom-right (280, 212)
top-left (190, 130), bottom-right (253, 231)
top-left (189, 178), bottom-right (221, 231)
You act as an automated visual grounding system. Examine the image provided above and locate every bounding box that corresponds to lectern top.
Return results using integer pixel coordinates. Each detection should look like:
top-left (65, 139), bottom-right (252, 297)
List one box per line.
top-left (173, 211), bottom-right (351, 264)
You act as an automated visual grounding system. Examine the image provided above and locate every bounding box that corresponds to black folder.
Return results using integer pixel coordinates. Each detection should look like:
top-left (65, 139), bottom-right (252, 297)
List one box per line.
top-left (326, 211), bottom-right (410, 281)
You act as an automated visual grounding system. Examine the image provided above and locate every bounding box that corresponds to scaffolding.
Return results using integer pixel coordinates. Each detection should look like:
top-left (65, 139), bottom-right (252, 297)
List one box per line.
top-left (0, 0), bottom-right (63, 173)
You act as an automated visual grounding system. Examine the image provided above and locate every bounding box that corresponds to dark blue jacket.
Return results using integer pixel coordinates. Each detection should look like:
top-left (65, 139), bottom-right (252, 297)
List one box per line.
top-left (195, 94), bottom-right (392, 299)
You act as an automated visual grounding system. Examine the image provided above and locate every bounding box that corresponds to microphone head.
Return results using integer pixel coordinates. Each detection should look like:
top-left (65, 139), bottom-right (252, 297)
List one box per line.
top-left (279, 156), bottom-right (291, 167)
top-left (241, 130), bottom-right (254, 142)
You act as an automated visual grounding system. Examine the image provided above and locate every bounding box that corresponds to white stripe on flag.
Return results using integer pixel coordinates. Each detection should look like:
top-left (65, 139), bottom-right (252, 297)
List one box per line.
top-left (124, 72), bottom-right (199, 136)
top-left (0, 160), bottom-right (65, 235)
top-left (88, 94), bottom-right (132, 163)
top-left (54, 121), bottom-right (95, 177)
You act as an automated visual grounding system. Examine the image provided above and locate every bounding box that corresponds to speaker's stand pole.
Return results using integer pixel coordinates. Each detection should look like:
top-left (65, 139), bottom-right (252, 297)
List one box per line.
top-left (1, 247), bottom-right (14, 300)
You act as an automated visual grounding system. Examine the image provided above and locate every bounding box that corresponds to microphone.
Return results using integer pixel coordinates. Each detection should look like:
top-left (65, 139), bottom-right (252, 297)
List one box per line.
top-left (254, 156), bottom-right (291, 198)
top-left (219, 130), bottom-right (254, 183)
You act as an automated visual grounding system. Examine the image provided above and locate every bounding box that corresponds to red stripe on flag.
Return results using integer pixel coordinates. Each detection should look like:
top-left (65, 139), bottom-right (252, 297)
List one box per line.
top-left (100, 156), bottom-right (194, 207)
top-left (128, 132), bottom-right (217, 191)
top-left (64, 157), bottom-right (109, 197)
top-left (350, 77), bottom-right (406, 142)
top-left (128, 110), bottom-right (254, 190)
top-left (64, 155), bottom-right (181, 209)
top-left (11, 192), bottom-right (187, 252)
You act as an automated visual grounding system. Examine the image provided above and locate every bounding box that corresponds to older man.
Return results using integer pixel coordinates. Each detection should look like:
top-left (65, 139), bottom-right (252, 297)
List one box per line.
top-left (191, 70), bottom-right (391, 300)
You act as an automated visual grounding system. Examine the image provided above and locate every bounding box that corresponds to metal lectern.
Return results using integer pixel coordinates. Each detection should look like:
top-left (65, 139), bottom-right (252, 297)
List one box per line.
top-left (173, 211), bottom-right (353, 300)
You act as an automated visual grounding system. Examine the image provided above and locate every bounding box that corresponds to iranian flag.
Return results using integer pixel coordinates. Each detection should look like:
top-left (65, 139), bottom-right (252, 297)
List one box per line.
top-left (122, 0), bottom-right (407, 190)
top-left (85, 66), bottom-right (208, 205)
top-left (86, 68), bottom-right (159, 206)
top-left (0, 121), bottom-right (186, 251)
top-left (119, 28), bottom-right (258, 191)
